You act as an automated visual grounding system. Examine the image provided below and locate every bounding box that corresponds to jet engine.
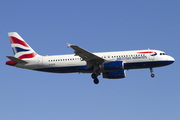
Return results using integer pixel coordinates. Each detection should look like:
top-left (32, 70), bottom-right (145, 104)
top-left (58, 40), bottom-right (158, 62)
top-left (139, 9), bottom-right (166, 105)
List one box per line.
top-left (100, 61), bottom-right (124, 71)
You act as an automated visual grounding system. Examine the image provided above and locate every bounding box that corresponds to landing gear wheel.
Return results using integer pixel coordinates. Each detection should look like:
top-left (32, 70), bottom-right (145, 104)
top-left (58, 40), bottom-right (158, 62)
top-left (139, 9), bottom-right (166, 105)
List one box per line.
top-left (93, 78), bottom-right (99, 84)
top-left (91, 73), bottom-right (97, 79)
top-left (91, 73), bottom-right (99, 84)
top-left (151, 73), bottom-right (155, 78)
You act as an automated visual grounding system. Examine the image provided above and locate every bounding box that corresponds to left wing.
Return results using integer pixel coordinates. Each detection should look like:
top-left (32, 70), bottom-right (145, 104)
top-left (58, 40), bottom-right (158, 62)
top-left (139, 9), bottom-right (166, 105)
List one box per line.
top-left (67, 43), bottom-right (105, 66)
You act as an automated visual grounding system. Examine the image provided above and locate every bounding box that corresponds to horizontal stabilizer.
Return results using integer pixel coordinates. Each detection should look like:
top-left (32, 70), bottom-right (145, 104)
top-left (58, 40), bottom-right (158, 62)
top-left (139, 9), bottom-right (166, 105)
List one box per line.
top-left (6, 56), bottom-right (28, 64)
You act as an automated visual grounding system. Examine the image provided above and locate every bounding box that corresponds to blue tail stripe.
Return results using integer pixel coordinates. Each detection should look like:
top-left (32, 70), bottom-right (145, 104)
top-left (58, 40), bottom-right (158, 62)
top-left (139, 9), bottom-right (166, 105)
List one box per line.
top-left (13, 47), bottom-right (30, 53)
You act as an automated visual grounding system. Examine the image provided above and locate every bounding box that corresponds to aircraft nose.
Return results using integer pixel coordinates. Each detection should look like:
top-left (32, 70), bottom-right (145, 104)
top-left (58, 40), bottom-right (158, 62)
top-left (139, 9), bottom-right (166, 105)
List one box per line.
top-left (168, 56), bottom-right (175, 63)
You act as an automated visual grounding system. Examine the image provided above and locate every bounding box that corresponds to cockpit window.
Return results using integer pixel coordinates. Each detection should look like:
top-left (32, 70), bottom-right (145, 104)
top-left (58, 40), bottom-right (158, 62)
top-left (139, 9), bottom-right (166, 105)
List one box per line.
top-left (160, 53), bottom-right (166, 55)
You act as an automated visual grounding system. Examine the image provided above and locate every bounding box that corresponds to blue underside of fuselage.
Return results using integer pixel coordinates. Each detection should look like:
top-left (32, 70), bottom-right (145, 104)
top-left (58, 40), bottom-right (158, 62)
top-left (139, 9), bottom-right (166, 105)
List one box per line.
top-left (34, 61), bottom-right (174, 73)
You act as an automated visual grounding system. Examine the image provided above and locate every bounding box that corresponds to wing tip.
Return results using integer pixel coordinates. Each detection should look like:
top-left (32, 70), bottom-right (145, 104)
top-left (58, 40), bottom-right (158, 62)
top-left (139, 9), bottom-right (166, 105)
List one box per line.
top-left (67, 43), bottom-right (71, 48)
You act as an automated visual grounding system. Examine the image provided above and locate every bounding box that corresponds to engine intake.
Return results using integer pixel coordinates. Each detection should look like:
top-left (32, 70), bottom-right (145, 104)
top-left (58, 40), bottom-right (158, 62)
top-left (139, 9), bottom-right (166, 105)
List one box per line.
top-left (103, 70), bottom-right (126, 79)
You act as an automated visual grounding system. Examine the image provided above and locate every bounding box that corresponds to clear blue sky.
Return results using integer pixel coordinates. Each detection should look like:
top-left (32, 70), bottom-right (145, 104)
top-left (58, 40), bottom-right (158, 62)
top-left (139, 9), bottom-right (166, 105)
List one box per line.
top-left (1, 0), bottom-right (179, 120)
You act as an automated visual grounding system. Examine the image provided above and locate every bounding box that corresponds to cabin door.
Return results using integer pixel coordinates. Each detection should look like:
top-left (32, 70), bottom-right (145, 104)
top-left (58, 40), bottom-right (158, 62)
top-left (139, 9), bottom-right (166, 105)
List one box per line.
top-left (38, 57), bottom-right (43, 67)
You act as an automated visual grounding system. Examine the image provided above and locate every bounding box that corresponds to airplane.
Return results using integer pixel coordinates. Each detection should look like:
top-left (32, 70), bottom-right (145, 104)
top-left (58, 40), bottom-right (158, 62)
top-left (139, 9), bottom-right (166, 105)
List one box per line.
top-left (6, 32), bottom-right (175, 84)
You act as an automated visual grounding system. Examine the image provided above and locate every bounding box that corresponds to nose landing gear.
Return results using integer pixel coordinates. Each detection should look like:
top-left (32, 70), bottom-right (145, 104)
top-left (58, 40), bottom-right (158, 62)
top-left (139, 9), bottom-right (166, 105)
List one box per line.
top-left (150, 68), bottom-right (155, 78)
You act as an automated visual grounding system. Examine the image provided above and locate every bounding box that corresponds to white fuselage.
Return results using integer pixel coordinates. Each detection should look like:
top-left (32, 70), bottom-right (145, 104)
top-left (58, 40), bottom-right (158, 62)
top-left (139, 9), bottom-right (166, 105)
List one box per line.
top-left (16, 49), bottom-right (174, 73)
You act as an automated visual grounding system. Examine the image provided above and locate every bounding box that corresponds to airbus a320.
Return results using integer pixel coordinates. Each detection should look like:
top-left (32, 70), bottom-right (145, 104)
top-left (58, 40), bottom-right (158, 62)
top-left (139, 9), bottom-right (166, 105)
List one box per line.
top-left (6, 32), bottom-right (175, 84)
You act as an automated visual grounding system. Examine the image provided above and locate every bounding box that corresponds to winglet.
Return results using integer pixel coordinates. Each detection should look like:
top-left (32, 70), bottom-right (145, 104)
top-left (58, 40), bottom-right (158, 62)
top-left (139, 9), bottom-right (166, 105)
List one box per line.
top-left (67, 43), bottom-right (71, 48)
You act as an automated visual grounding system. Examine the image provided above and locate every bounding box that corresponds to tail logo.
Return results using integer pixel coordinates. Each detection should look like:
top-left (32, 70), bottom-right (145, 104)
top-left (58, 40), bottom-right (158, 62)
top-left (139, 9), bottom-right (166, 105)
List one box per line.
top-left (9, 32), bottom-right (37, 60)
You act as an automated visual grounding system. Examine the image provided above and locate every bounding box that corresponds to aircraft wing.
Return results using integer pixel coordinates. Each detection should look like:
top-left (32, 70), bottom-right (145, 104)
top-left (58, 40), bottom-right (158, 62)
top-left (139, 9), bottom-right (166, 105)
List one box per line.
top-left (67, 43), bottom-right (105, 65)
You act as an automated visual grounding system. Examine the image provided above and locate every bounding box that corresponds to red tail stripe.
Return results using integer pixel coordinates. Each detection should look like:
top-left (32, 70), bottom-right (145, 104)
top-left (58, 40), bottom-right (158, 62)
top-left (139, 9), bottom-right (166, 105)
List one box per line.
top-left (18, 52), bottom-right (37, 59)
top-left (9, 36), bottom-right (29, 47)
top-left (6, 60), bottom-right (17, 66)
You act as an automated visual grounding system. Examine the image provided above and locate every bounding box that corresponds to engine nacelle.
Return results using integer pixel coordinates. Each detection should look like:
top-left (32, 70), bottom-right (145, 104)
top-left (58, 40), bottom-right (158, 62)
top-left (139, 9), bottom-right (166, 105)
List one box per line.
top-left (101, 61), bottom-right (124, 71)
top-left (103, 70), bottom-right (126, 79)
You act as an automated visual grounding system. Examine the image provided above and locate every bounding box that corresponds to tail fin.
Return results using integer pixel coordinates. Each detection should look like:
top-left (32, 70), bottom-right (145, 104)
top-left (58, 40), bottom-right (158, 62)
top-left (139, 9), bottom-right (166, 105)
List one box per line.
top-left (8, 32), bottom-right (38, 59)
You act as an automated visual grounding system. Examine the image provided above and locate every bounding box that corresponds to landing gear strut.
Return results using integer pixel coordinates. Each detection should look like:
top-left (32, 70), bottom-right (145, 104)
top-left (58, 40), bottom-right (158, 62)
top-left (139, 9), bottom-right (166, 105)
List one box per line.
top-left (150, 68), bottom-right (155, 78)
top-left (91, 65), bottom-right (100, 84)
top-left (91, 73), bottom-right (99, 84)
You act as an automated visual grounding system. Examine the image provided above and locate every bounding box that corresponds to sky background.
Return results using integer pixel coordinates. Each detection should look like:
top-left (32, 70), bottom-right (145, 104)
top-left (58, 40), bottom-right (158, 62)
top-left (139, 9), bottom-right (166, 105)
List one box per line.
top-left (0, 0), bottom-right (179, 120)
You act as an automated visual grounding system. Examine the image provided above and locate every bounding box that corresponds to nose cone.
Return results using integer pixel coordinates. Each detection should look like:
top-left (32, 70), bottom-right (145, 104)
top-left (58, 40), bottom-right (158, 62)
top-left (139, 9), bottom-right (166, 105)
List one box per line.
top-left (168, 56), bottom-right (175, 64)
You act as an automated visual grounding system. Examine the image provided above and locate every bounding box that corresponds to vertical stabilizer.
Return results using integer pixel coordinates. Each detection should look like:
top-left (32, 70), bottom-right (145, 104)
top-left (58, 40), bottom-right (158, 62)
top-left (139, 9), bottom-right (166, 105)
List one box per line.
top-left (8, 32), bottom-right (39, 59)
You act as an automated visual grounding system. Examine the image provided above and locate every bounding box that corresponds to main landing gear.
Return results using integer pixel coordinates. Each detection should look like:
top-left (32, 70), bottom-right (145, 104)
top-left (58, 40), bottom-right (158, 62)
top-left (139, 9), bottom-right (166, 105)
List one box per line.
top-left (91, 73), bottom-right (99, 84)
top-left (150, 67), bottom-right (155, 78)
top-left (91, 65), bottom-right (100, 84)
